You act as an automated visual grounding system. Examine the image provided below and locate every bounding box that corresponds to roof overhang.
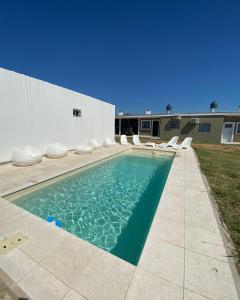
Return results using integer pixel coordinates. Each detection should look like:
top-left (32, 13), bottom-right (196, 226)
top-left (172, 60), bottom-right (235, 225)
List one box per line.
top-left (115, 112), bottom-right (240, 119)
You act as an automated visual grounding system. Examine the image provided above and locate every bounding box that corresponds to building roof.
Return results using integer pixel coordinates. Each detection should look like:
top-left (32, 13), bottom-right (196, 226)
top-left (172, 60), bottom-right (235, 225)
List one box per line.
top-left (116, 112), bottom-right (240, 118)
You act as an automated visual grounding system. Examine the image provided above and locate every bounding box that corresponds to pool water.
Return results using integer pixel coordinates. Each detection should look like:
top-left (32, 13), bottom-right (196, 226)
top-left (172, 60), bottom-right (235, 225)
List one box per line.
top-left (13, 152), bottom-right (173, 265)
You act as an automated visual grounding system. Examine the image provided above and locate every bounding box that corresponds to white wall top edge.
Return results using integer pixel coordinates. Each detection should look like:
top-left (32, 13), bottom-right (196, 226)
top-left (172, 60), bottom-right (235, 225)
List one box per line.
top-left (0, 67), bottom-right (114, 108)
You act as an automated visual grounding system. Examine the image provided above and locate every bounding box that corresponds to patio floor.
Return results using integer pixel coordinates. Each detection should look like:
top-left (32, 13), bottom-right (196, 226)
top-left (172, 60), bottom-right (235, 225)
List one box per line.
top-left (0, 145), bottom-right (239, 300)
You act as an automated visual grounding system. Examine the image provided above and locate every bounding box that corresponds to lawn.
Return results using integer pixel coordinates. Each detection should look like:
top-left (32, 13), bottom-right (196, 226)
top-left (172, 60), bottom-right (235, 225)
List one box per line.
top-left (193, 144), bottom-right (240, 272)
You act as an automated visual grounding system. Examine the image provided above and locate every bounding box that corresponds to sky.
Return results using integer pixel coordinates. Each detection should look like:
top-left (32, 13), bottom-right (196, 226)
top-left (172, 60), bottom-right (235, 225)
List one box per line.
top-left (0, 0), bottom-right (240, 114)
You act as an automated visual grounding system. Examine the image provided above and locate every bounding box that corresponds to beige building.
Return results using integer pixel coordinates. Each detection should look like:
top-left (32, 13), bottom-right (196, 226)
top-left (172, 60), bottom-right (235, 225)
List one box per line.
top-left (115, 112), bottom-right (240, 143)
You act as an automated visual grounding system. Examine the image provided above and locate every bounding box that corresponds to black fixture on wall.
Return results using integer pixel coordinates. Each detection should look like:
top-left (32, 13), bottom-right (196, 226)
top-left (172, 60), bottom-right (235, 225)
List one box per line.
top-left (73, 109), bottom-right (81, 117)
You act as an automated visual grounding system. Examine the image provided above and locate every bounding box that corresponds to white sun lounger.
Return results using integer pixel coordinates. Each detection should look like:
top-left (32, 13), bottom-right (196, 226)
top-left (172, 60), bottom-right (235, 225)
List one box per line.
top-left (158, 136), bottom-right (179, 148)
top-left (173, 137), bottom-right (193, 150)
top-left (120, 135), bottom-right (128, 146)
top-left (133, 135), bottom-right (142, 146)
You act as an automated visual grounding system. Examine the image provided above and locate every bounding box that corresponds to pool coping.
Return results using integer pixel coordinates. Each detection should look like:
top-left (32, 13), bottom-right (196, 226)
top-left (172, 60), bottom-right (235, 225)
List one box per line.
top-left (0, 146), bottom-right (239, 300)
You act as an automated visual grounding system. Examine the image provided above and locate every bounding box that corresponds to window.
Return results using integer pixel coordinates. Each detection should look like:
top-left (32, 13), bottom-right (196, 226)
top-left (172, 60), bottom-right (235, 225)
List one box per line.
top-left (73, 108), bottom-right (81, 117)
top-left (236, 122), bottom-right (240, 135)
top-left (170, 120), bottom-right (180, 129)
top-left (199, 123), bottom-right (211, 133)
top-left (225, 123), bottom-right (233, 128)
top-left (141, 120), bottom-right (151, 130)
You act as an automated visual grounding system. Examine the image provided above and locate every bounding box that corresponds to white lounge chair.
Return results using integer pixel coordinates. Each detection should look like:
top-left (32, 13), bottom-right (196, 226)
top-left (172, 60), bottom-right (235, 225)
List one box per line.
top-left (46, 143), bottom-right (68, 158)
top-left (133, 135), bottom-right (142, 146)
top-left (12, 146), bottom-right (42, 166)
top-left (75, 145), bottom-right (93, 154)
top-left (88, 139), bottom-right (102, 149)
top-left (158, 136), bottom-right (179, 148)
top-left (103, 138), bottom-right (116, 148)
top-left (173, 137), bottom-right (193, 150)
top-left (120, 135), bottom-right (128, 146)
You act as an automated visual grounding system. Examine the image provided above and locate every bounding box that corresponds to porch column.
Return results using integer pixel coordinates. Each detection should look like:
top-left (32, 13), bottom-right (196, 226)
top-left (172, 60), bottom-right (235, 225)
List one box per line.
top-left (138, 118), bottom-right (140, 135)
top-left (119, 118), bottom-right (121, 135)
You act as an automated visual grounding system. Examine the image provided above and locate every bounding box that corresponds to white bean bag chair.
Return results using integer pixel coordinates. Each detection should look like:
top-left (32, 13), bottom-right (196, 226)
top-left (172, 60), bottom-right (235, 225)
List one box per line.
top-left (103, 138), bottom-right (116, 148)
top-left (75, 145), bottom-right (93, 154)
top-left (12, 146), bottom-right (42, 166)
top-left (88, 139), bottom-right (102, 149)
top-left (46, 143), bottom-right (68, 158)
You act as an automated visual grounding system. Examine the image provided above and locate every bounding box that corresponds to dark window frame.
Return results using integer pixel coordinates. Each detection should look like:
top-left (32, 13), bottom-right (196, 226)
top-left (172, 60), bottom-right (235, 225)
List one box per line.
top-left (199, 123), bottom-right (211, 133)
top-left (141, 120), bottom-right (151, 130)
top-left (170, 120), bottom-right (180, 129)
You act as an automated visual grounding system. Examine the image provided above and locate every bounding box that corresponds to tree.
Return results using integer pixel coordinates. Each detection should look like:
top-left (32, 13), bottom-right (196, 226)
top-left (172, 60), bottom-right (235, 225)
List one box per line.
top-left (210, 101), bottom-right (218, 112)
top-left (166, 104), bottom-right (173, 114)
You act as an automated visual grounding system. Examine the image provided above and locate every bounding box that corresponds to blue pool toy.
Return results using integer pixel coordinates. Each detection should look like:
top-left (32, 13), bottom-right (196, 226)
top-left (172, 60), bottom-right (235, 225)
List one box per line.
top-left (55, 220), bottom-right (62, 228)
top-left (47, 216), bottom-right (54, 223)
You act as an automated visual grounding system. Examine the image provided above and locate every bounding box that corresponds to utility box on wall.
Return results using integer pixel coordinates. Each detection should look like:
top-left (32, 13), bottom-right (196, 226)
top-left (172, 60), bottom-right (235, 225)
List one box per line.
top-left (172, 114), bottom-right (181, 120)
top-left (190, 118), bottom-right (200, 124)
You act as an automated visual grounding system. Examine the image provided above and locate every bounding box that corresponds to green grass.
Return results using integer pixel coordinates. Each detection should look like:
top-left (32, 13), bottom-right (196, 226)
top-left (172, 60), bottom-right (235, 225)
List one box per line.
top-left (193, 144), bottom-right (240, 272)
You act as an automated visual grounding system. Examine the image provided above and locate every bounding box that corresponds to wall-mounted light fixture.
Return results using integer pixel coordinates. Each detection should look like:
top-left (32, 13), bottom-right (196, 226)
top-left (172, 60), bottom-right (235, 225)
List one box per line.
top-left (73, 109), bottom-right (81, 117)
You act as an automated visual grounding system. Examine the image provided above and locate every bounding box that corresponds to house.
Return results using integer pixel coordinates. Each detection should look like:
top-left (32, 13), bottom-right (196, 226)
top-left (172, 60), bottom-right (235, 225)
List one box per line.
top-left (0, 67), bottom-right (115, 163)
top-left (115, 111), bottom-right (240, 143)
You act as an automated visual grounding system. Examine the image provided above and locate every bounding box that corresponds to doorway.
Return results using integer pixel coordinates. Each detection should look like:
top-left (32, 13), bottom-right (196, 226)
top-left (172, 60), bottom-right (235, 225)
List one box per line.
top-left (221, 122), bottom-right (235, 143)
top-left (152, 120), bottom-right (160, 137)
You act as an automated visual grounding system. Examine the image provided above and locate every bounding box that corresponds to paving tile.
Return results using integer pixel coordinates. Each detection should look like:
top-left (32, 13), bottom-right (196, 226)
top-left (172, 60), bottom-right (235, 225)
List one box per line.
top-left (0, 210), bottom-right (46, 237)
top-left (125, 268), bottom-right (183, 300)
top-left (185, 226), bottom-right (228, 262)
top-left (75, 249), bottom-right (135, 300)
top-left (0, 249), bottom-right (36, 282)
top-left (160, 193), bottom-right (185, 209)
top-left (164, 181), bottom-right (185, 193)
top-left (185, 190), bottom-right (211, 209)
top-left (150, 217), bottom-right (184, 247)
top-left (0, 198), bottom-right (25, 222)
top-left (185, 198), bottom-right (214, 220)
top-left (19, 265), bottom-right (69, 300)
top-left (157, 200), bottom-right (184, 223)
top-left (139, 238), bottom-right (184, 286)
top-left (19, 225), bottom-right (67, 262)
top-left (185, 206), bottom-right (220, 234)
top-left (63, 290), bottom-right (86, 300)
top-left (185, 249), bottom-right (239, 300)
top-left (41, 234), bottom-right (97, 288)
top-left (185, 179), bottom-right (207, 191)
top-left (184, 289), bottom-right (210, 300)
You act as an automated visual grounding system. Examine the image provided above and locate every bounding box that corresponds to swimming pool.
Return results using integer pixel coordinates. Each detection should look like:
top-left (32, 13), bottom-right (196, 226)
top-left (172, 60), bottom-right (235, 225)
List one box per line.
top-left (11, 151), bottom-right (173, 265)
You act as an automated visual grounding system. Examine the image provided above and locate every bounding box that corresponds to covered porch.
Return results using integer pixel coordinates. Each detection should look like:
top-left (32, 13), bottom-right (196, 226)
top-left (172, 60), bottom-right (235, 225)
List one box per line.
top-left (115, 117), bottom-right (160, 138)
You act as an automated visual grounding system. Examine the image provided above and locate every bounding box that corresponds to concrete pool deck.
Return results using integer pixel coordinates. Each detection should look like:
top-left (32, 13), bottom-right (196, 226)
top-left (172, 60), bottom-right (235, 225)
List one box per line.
top-left (0, 145), bottom-right (239, 300)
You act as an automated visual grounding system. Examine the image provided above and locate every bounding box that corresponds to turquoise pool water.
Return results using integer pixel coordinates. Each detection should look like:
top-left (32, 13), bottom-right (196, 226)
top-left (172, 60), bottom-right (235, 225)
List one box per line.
top-left (13, 152), bottom-right (173, 265)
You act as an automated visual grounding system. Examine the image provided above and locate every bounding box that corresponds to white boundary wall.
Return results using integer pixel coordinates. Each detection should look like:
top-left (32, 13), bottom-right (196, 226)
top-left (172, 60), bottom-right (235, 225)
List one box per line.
top-left (0, 67), bottom-right (115, 163)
